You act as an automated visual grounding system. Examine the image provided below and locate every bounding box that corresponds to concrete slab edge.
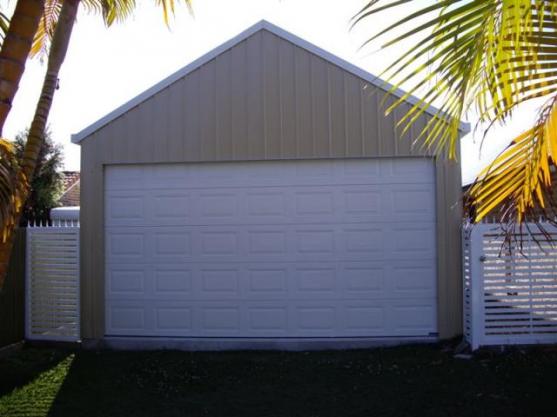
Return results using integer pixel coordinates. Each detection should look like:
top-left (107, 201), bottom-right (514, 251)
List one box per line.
top-left (85, 337), bottom-right (438, 352)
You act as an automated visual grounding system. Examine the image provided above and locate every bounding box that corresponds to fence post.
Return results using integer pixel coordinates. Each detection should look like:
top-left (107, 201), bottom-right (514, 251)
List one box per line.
top-left (469, 225), bottom-right (485, 350)
top-left (24, 228), bottom-right (32, 341)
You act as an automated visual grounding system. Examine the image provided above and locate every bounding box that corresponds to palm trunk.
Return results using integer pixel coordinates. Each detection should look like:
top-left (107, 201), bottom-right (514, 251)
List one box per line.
top-left (21, 0), bottom-right (79, 179)
top-left (0, 0), bottom-right (79, 288)
top-left (0, 0), bottom-right (45, 135)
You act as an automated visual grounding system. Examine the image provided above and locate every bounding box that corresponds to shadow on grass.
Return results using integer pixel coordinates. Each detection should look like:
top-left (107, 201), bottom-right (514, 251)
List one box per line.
top-left (0, 348), bottom-right (71, 398)
top-left (41, 345), bottom-right (557, 417)
top-left (46, 350), bottom-right (166, 417)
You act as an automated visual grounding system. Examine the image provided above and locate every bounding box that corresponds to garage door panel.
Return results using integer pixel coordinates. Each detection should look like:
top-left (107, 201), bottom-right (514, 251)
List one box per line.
top-left (154, 267), bottom-right (192, 294)
top-left (106, 195), bottom-right (145, 222)
top-left (105, 185), bottom-right (434, 227)
top-left (105, 166), bottom-right (146, 191)
top-left (342, 301), bottom-right (436, 336)
top-left (107, 265), bottom-right (145, 295)
top-left (106, 225), bottom-right (435, 265)
top-left (246, 191), bottom-right (288, 217)
top-left (342, 264), bottom-right (384, 294)
top-left (155, 306), bottom-right (194, 332)
top-left (388, 158), bottom-right (432, 176)
top-left (200, 305), bottom-right (241, 334)
top-left (198, 192), bottom-right (239, 218)
top-left (391, 264), bottom-right (437, 296)
top-left (199, 268), bottom-right (241, 296)
top-left (106, 261), bottom-right (434, 301)
top-left (106, 231), bottom-right (145, 263)
top-left (107, 301), bottom-right (146, 335)
top-left (248, 230), bottom-right (288, 255)
top-left (295, 305), bottom-right (337, 333)
top-left (154, 231), bottom-right (192, 258)
top-left (295, 266), bottom-right (336, 293)
top-left (153, 195), bottom-right (192, 219)
top-left (104, 159), bottom-right (434, 192)
top-left (199, 231), bottom-right (240, 256)
top-left (390, 188), bottom-right (435, 216)
top-left (343, 303), bottom-right (387, 332)
top-left (247, 267), bottom-right (288, 294)
top-left (247, 305), bottom-right (289, 333)
top-left (391, 225), bottom-right (436, 257)
top-left (391, 302), bottom-right (437, 333)
top-left (105, 298), bottom-right (438, 337)
top-left (340, 224), bottom-right (435, 262)
top-left (105, 159), bottom-right (438, 338)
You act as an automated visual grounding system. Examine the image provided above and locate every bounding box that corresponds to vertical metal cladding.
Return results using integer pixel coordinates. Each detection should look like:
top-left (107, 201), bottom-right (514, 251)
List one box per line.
top-left (79, 28), bottom-right (463, 340)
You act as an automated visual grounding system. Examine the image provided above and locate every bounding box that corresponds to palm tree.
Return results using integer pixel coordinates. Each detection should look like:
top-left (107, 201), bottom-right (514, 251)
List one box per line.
top-left (0, 0), bottom-right (140, 136)
top-left (353, 0), bottom-right (557, 229)
top-left (0, 4), bottom-right (32, 288)
top-left (0, 1), bottom-right (136, 290)
top-left (0, 0), bottom-right (193, 287)
top-left (0, 0), bottom-right (46, 136)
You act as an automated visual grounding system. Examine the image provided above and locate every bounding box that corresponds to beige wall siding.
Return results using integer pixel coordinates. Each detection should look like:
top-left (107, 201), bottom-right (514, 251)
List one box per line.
top-left (80, 29), bottom-right (463, 340)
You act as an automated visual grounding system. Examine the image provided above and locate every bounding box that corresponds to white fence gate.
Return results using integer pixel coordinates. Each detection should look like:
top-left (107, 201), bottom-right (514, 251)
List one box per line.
top-left (463, 222), bottom-right (557, 350)
top-left (25, 222), bottom-right (80, 342)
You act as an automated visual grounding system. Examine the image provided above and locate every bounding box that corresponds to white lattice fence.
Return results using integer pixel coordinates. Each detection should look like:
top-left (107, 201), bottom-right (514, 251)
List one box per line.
top-left (464, 222), bottom-right (557, 350)
top-left (26, 223), bottom-right (80, 341)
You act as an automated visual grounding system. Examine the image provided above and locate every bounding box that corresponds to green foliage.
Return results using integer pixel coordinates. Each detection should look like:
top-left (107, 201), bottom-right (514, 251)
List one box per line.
top-left (0, 140), bottom-right (21, 241)
top-left (13, 129), bottom-right (64, 225)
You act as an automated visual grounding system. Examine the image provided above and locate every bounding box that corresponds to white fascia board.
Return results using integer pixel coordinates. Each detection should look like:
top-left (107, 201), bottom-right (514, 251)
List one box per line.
top-left (71, 20), bottom-right (470, 144)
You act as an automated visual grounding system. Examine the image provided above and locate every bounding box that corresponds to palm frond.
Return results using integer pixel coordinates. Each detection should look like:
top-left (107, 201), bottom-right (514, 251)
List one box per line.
top-left (154, 0), bottom-right (194, 25)
top-left (354, 0), bottom-right (557, 225)
top-left (0, 139), bottom-right (25, 242)
top-left (0, 12), bottom-right (10, 43)
top-left (76, 0), bottom-right (136, 26)
top-left (31, 0), bottom-right (194, 57)
top-left (469, 97), bottom-right (557, 223)
top-left (81, 0), bottom-right (194, 27)
top-left (31, 0), bottom-right (62, 58)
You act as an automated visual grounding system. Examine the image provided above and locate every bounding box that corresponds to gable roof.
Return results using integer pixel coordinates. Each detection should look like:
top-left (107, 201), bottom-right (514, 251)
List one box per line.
top-left (71, 20), bottom-right (470, 144)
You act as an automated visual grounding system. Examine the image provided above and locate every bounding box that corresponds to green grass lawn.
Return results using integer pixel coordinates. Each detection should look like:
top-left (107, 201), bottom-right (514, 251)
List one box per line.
top-left (1, 343), bottom-right (556, 417)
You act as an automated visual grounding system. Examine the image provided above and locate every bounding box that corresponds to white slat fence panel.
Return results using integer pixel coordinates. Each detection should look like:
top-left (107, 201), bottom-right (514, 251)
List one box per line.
top-left (464, 222), bottom-right (557, 350)
top-left (25, 223), bottom-right (80, 341)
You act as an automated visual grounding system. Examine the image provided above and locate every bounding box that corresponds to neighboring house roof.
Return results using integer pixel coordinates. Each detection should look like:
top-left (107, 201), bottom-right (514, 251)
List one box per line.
top-left (62, 171), bottom-right (80, 190)
top-left (71, 20), bottom-right (470, 144)
top-left (59, 171), bottom-right (80, 207)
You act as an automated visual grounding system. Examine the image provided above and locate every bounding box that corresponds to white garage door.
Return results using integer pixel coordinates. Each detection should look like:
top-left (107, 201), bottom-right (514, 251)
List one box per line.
top-left (105, 158), bottom-right (437, 338)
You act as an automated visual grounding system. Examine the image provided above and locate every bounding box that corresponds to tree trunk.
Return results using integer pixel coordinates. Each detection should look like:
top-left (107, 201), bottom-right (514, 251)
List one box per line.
top-left (21, 0), bottom-right (79, 179)
top-left (0, 0), bottom-right (80, 288)
top-left (0, 0), bottom-right (45, 135)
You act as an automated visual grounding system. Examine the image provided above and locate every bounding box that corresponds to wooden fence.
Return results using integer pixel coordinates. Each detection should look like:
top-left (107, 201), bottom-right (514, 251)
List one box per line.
top-left (0, 229), bottom-right (26, 348)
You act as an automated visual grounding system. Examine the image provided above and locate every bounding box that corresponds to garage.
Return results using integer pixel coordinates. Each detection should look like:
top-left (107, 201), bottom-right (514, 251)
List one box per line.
top-left (73, 20), bottom-right (466, 347)
top-left (105, 159), bottom-right (436, 338)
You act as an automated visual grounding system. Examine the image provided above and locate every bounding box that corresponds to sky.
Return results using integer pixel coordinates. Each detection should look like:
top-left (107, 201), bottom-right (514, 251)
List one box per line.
top-left (2, 0), bottom-right (541, 184)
